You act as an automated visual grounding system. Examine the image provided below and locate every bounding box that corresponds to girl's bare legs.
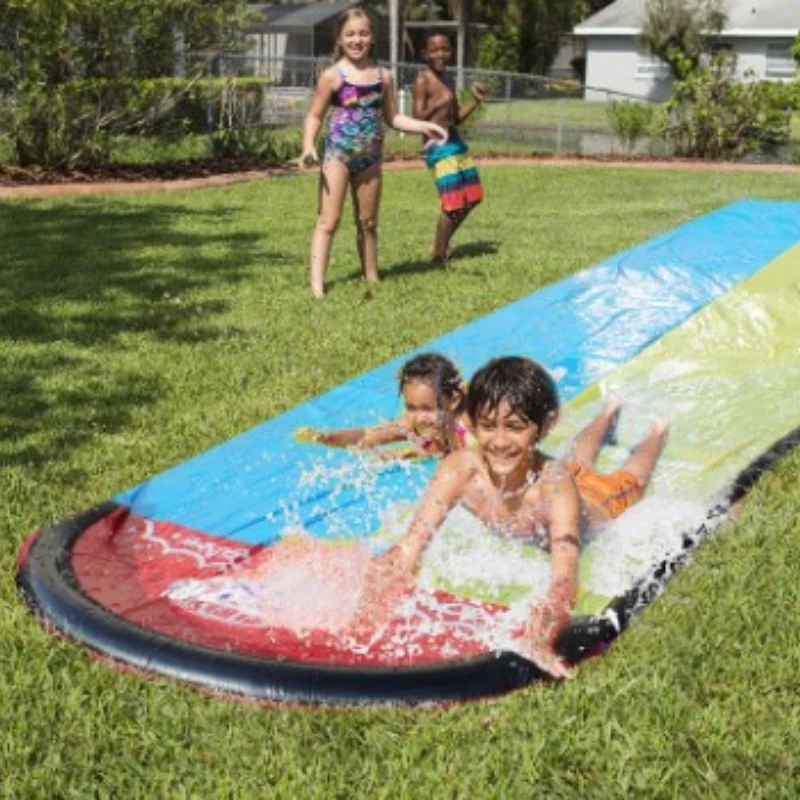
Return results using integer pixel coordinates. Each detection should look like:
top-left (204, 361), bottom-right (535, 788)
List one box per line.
top-left (310, 158), bottom-right (350, 298)
top-left (570, 397), bottom-right (623, 469)
top-left (351, 163), bottom-right (382, 284)
top-left (621, 418), bottom-right (669, 487)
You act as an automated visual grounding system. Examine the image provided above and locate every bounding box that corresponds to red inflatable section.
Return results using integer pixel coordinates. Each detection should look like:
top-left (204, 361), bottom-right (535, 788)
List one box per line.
top-left (69, 509), bottom-right (522, 667)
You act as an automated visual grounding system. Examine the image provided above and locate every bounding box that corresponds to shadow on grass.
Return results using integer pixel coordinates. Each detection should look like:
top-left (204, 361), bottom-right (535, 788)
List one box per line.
top-left (0, 198), bottom-right (289, 472)
top-left (449, 240), bottom-right (500, 261)
top-left (381, 239), bottom-right (501, 281)
top-left (324, 240), bottom-right (500, 291)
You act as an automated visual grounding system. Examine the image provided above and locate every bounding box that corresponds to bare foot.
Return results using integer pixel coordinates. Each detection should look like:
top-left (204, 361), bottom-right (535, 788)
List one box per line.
top-left (650, 416), bottom-right (670, 440)
top-left (603, 396), bottom-right (623, 419)
top-left (601, 396), bottom-right (623, 446)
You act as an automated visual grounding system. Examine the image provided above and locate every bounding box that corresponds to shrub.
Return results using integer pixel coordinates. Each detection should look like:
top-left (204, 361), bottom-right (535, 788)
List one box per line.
top-left (661, 53), bottom-right (790, 159)
top-left (607, 100), bottom-right (657, 153)
top-left (756, 80), bottom-right (800, 112)
top-left (0, 75), bottom-right (293, 168)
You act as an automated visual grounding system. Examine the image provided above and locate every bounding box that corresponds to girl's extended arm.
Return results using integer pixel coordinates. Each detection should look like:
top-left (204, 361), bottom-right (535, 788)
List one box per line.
top-left (382, 72), bottom-right (448, 142)
top-left (301, 69), bottom-right (335, 164)
top-left (297, 421), bottom-right (406, 449)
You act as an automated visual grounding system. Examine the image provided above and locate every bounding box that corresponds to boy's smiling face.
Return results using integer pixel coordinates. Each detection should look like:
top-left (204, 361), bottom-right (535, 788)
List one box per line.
top-left (473, 400), bottom-right (539, 481)
top-left (424, 35), bottom-right (452, 73)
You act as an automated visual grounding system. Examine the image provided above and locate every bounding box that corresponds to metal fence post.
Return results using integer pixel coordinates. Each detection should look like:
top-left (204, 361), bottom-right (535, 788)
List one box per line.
top-left (556, 98), bottom-right (563, 154)
top-left (206, 53), bottom-right (217, 156)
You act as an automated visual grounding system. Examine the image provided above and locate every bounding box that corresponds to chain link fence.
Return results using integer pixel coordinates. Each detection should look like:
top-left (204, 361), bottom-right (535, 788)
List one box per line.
top-left (208, 53), bottom-right (797, 162)
top-left (1, 52), bottom-right (795, 168)
top-left (209, 53), bottom-right (677, 159)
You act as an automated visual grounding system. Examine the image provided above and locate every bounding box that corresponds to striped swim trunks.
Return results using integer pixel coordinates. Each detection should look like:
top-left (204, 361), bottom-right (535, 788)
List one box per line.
top-left (424, 128), bottom-right (483, 214)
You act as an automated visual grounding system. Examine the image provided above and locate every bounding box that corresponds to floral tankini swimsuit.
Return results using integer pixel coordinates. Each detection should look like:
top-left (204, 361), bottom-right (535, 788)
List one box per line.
top-left (325, 66), bottom-right (384, 173)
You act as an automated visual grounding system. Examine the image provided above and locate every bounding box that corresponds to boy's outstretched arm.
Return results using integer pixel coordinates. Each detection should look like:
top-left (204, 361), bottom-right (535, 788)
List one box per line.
top-left (457, 82), bottom-right (485, 124)
top-left (348, 453), bottom-right (468, 630)
top-left (522, 470), bottom-right (582, 679)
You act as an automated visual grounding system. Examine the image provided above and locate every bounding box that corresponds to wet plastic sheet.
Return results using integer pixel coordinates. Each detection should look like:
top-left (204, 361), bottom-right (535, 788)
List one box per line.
top-left (116, 200), bottom-right (800, 544)
top-left (17, 200), bottom-right (800, 703)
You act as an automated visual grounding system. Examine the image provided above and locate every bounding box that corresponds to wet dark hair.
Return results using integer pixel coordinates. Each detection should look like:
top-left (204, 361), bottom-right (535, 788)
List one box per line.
top-left (333, 6), bottom-right (376, 60)
top-left (398, 353), bottom-right (465, 414)
top-left (466, 357), bottom-right (559, 433)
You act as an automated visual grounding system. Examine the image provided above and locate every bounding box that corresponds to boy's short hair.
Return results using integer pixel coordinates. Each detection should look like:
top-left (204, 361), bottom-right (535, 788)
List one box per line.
top-left (424, 29), bottom-right (452, 47)
top-left (466, 357), bottom-right (559, 432)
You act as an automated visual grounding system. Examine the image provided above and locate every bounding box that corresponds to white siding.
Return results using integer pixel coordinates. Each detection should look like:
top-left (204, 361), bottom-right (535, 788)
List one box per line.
top-left (583, 35), bottom-right (672, 101)
top-left (583, 35), bottom-right (796, 100)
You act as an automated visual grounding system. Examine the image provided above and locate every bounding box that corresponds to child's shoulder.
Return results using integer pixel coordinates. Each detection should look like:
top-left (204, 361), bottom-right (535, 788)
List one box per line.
top-left (539, 456), bottom-right (573, 483)
top-left (537, 457), bottom-right (580, 502)
top-left (440, 447), bottom-right (484, 478)
top-left (320, 63), bottom-right (342, 87)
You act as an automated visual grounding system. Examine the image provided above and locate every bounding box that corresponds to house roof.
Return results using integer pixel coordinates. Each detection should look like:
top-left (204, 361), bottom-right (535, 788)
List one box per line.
top-left (248, 1), bottom-right (356, 34)
top-left (574, 0), bottom-right (800, 37)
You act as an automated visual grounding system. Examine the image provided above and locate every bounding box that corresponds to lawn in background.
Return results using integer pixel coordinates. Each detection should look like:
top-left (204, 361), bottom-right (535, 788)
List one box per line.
top-left (2, 165), bottom-right (800, 796)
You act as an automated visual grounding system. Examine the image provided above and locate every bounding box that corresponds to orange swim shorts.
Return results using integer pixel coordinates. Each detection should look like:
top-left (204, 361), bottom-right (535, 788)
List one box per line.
top-left (564, 461), bottom-right (643, 521)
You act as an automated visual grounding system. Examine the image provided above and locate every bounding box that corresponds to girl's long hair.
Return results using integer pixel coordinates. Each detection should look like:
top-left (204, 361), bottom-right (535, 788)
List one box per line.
top-left (332, 6), bottom-right (376, 61)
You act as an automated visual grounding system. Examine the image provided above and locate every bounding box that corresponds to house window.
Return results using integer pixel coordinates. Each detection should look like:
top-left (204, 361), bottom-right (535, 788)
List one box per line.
top-left (635, 53), bottom-right (670, 80)
top-left (766, 43), bottom-right (795, 79)
top-left (701, 41), bottom-right (735, 68)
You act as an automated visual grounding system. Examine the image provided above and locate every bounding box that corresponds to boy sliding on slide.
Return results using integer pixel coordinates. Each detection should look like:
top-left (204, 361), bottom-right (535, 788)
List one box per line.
top-left (351, 356), bottom-right (668, 678)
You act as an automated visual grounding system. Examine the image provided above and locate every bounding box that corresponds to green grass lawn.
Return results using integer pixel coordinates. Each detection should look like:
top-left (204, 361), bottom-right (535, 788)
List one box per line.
top-left (2, 166), bottom-right (800, 796)
top-left (481, 98), bottom-right (616, 131)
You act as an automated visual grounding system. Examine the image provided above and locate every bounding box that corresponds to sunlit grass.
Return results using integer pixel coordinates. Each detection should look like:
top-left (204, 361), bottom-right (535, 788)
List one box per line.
top-left (2, 166), bottom-right (800, 796)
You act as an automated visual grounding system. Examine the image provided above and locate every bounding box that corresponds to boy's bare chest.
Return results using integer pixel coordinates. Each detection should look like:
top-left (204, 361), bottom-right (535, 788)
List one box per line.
top-left (462, 480), bottom-right (549, 540)
top-left (425, 77), bottom-right (457, 124)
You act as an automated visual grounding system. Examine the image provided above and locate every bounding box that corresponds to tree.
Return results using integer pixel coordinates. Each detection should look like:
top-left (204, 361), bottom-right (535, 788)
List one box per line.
top-left (0, 0), bottom-right (251, 167)
top-left (792, 30), bottom-right (800, 67)
top-left (640, 0), bottom-right (727, 77)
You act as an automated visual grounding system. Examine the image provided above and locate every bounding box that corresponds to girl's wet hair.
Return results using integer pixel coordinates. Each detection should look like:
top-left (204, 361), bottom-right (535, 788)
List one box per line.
top-left (398, 353), bottom-right (465, 413)
top-left (333, 6), bottom-right (376, 60)
top-left (466, 356), bottom-right (559, 432)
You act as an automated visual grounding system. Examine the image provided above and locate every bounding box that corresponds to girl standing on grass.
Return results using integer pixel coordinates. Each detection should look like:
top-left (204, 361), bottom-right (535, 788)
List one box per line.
top-left (301, 7), bottom-right (448, 299)
top-left (412, 30), bottom-right (485, 265)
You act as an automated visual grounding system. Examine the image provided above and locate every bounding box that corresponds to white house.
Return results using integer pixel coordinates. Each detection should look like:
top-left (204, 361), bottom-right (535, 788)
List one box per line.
top-left (574, 0), bottom-right (799, 101)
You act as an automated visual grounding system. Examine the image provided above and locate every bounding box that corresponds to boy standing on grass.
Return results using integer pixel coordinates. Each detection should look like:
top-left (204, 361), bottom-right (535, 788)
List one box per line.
top-left (351, 357), bottom-right (668, 679)
top-left (412, 31), bottom-right (485, 265)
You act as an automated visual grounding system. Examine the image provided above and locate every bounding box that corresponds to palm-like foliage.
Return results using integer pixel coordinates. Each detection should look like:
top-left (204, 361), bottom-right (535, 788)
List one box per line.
top-left (641, 0), bottom-right (727, 77)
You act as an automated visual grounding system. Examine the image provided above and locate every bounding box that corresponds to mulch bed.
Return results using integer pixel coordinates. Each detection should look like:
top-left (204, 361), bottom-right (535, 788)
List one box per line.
top-left (1, 153), bottom-right (798, 199)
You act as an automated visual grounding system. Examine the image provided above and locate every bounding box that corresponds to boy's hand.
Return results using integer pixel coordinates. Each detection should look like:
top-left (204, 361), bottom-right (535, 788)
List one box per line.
top-left (519, 601), bottom-right (575, 680)
top-left (470, 82), bottom-right (486, 103)
top-left (348, 548), bottom-right (417, 634)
